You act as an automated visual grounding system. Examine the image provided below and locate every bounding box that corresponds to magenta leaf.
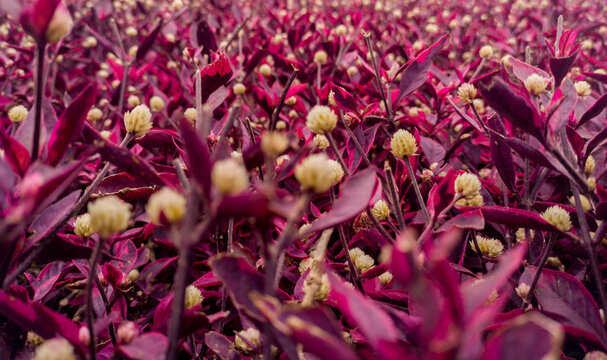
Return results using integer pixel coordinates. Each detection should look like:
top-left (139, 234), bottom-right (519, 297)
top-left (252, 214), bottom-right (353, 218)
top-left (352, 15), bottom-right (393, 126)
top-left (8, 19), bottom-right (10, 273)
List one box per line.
top-left (576, 93), bottom-right (607, 129)
top-left (19, 0), bottom-right (60, 40)
top-left (179, 117), bottom-right (211, 196)
top-left (436, 209), bottom-right (485, 232)
top-left (205, 332), bottom-right (239, 360)
top-left (487, 116), bottom-right (515, 191)
top-left (302, 168), bottom-right (379, 235)
top-left (199, 53), bottom-right (233, 103)
top-left (0, 126), bottom-right (30, 176)
top-left (346, 123), bottom-right (379, 173)
top-left (136, 20), bottom-right (162, 61)
top-left (508, 57), bottom-right (551, 85)
top-left (476, 206), bottom-right (571, 237)
top-left (46, 84), bottom-right (97, 166)
top-left (25, 190), bottom-right (80, 250)
top-left (190, 20), bottom-right (218, 56)
top-left (394, 34), bottom-right (448, 107)
top-left (118, 332), bottom-right (168, 360)
top-left (550, 51), bottom-right (579, 87)
top-left (330, 83), bottom-right (358, 114)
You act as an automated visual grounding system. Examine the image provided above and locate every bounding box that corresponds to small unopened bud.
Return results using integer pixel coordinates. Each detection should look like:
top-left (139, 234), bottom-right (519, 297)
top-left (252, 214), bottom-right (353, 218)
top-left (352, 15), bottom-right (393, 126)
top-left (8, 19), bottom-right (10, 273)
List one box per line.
top-left (233, 83), bottom-right (246, 95)
top-left (146, 187), bottom-right (186, 224)
top-left (211, 158), bottom-right (249, 195)
top-left (588, 177), bottom-right (596, 191)
top-left (347, 66), bottom-right (358, 76)
top-left (425, 23), bottom-right (439, 34)
top-left (285, 96), bottom-right (297, 106)
top-left (455, 173), bottom-right (482, 198)
top-left (235, 328), bottom-right (261, 353)
top-left (78, 327), bottom-right (90, 346)
top-left (100, 130), bottom-right (111, 139)
top-left (184, 107), bottom-right (196, 124)
top-left (28, 332), bottom-right (44, 346)
top-left (149, 96), bottom-right (165, 112)
top-left (313, 134), bottom-right (329, 149)
top-left (470, 236), bottom-right (504, 258)
top-left (127, 269), bottom-right (140, 282)
top-left (524, 74), bottom-right (549, 95)
top-left (124, 105), bottom-right (152, 137)
top-left (117, 321), bottom-right (138, 344)
top-left (87, 107), bottom-right (103, 122)
top-left (88, 196), bottom-right (132, 238)
top-left (479, 45), bottom-right (494, 58)
top-left (327, 159), bottom-right (345, 184)
top-left (74, 214), bottom-right (93, 238)
top-left (390, 129), bottom-right (418, 158)
top-left (127, 95), bottom-right (140, 108)
top-left (335, 24), bottom-right (347, 36)
top-left (259, 64), bottom-right (272, 76)
top-left (379, 271), bottom-right (393, 286)
top-left (586, 155), bottom-right (595, 175)
top-left (313, 50), bottom-right (328, 64)
top-left (261, 131), bottom-right (290, 158)
top-left (125, 27), bottom-right (138, 36)
top-left (306, 105), bottom-right (337, 134)
top-left (349, 247), bottom-right (374, 272)
top-left (569, 195), bottom-right (592, 212)
top-left (541, 206), bottom-right (571, 232)
top-left (9, 105), bottom-right (28, 123)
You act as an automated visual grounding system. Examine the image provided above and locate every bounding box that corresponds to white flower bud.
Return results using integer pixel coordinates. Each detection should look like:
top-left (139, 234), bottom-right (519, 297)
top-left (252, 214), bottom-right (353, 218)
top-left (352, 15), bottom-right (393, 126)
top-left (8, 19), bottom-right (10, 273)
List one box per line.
top-left (87, 107), bottom-right (103, 122)
top-left (455, 173), bottom-right (482, 198)
top-left (515, 283), bottom-right (530, 299)
top-left (470, 236), bottom-right (504, 258)
top-left (8, 105), bottom-right (28, 123)
top-left (235, 328), bottom-right (261, 353)
top-left (348, 247), bottom-right (374, 272)
top-left (479, 45), bottom-right (494, 58)
top-left (127, 95), bottom-right (140, 108)
top-left (371, 200), bottom-right (391, 221)
top-left (379, 271), bottom-right (393, 286)
top-left (261, 131), bottom-right (289, 158)
top-left (259, 64), bottom-right (272, 76)
top-left (327, 159), bottom-right (345, 184)
top-left (211, 158), bottom-right (249, 195)
top-left (390, 129), bottom-right (418, 158)
top-left (313, 134), bottom-right (329, 150)
top-left (33, 338), bottom-right (75, 360)
top-left (184, 285), bottom-right (203, 309)
top-left (88, 196), bottom-right (132, 238)
top-left (524, 74), bottom-right (549, 95)
top-left (78, 327), bottom-right (90, 346)
top-left (184, 107), bottom-right (196, 124)
top-left (149, 96), bottom-right (165, 112)
top-left (586, 155), bottom-right (595, 175)
top-left (306, 105), bottom-right (337, 134)
top-left (313, 50), bottom-right (328, 64)
top-left (233, 83), bottom-right (246, 95)
top-left (146, 187), bottom-right (186, 224)
top-left (575, 81), bottom-right (592, 98)
top-left (127, 269), bottom-right (140, 282)
top-left (569, 195), bottom-right (592, 212)
top-left (45, 5), bottom-right (73, 44)
top-left (74, 214), bottom-right (94, 238)
top-left (125, 27), bottom-right (138, 36)
top-left (117, 321), bottom-right (138, 344)
top-left (457, 83), bottom-right (477, 104)
top-left (124, 105), bottom-right (152, 137)
top-left (541, 206), bottom-right (571, 232)
top-left (294, 154), bottom-right (334, 193)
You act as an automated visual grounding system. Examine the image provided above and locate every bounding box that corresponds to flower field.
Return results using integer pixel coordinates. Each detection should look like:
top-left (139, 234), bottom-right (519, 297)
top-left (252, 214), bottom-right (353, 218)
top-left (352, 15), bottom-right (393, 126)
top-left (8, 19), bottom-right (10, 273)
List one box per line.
top-left (1, 0), bottom-right (607, 359)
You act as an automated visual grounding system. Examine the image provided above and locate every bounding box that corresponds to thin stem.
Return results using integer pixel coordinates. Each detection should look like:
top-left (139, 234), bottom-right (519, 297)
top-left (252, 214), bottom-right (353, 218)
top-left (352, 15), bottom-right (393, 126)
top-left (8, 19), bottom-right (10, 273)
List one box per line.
top-left (166, 243), bottom-right (194, 360)
top-left (404, 157), bottom-right (430, 223)
top-left (316, 63), bottom-right (322, 104)
top-left (32, 42), bottom-right (46, 162)
top-left (469, 58), bottom-right (486, 82)
top-left (363, 33), bottom-right (392, 120)
top-left (86, 236), bottom-right (106, 360)
top-left (384, 162), bottom-right (405, 231)
top-left (326, 132), bottom-right (350, 177)
top-left (523, 235), bottom-right (556, 307)
top-left (93, 275), bottom-right (117, 345)
top-left (366, 209), bottom-right (395, 244)
top-left (270, 68), bottom-right (299, 130)
top-left (340, 112), bottom-right (372, 168)
top-left (471, 232), bottom-right (487, 274)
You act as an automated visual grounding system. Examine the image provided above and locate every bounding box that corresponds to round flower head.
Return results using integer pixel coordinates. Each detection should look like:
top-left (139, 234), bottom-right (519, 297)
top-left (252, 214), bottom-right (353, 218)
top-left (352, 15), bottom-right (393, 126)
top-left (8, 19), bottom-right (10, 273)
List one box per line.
top-left (149, 96), bottom-right (165, 112)
top-left (125, 26), bottom-right (137, 36)
top-left (304, 273), bottom-right (331, 301)
top-left (425, 23), bottom-right (439, 34)
top-left (349, 247), bottom-right (374, 272)
top-left (390, 129), bottom-right (418, 158)
top-left (211, 158), bottom-right (249, 196)
top-left (184, 107), bottom-right (197, 124)
top-left (83, 36), bottom-right (97, 48)
top-left (314, 50), bottom-right (328, 64)
top-left (515, 228), bottom-right (535, 243)
top-left (347, 66), bottom-right (358, 76)
top-left (28, 332), bottom-right (44, 346)
top-left (235, 328), bottom-right (261, 353)
top-left (455, 173), bottom-right (482, 198)
top-left (117, 321), bottom-right (138, 344)
top-left (306, 105), bottom-right (338, 134)
top-left (515, 283), bottom-right (530, 299)
top-left (371, 199), bottom-right (391, 221)
top-left (569, 195), bottom-right (592, 212)
top-left (124, 105), bottom-right (152, 137)
top-left (184, 285), bottom-right (203, 309)
top-left (457, 83), bottom-right (477, 104)
top-left (259, 64), bottom-right (272, 76)
top-left (88, 196), bottom-right (132, 238)
top-left (379, 271), bottom-right (393, 286)
top-left (233, 83), bottom-right (246, 95)
top-left (586, 155), bottom-right (595, 175)
top-left (45, 4), bottom-right (73, 43)
top-left (127, 269), bottom-right (140, 282)
top-left (78, 327), bottom-right (90, 346)
top-left (335, 24), bottom-right (347, 36)
top-left (294, 153), bottom-right (335, 193)
top-left (524, 74), bottom-right (549, 95)
top-left (8, 105), bottom-right (28, 123)
top-left (327, 159), bottom-right (345, 184)
top-left (471, 236), bottom-right (504, 258)
top-left (588, 177), bottom-right (596, 191)
top-left (87, 107), bottom-right (103, 122)
top-left (479, 45), bottom-right (494, 58)
top-left (33, 338), bottom-right (76, 360)
top-left (261, 131), bottom-right (289, 158)
top-left (575, 81), bottom-right (592, 98)
top-left (146, 187), bottom-right (186, 224)
top-left (313, 134), bottom-right (329, 150)
top-left (541, 205), bottom-right (571, 232)
top-left (74, 214), bottom-right (93, 238)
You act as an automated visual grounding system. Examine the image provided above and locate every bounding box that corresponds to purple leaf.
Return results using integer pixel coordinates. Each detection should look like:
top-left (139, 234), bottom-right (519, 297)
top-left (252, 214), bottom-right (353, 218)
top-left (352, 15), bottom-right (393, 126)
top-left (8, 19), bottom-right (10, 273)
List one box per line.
top-left (179, 117), bottom-right (211, 196)
top-left (46, 84), bottom-right (97, 166)
top-left (95, 140), bottom-right (165, 185)
top-left (546, 78), bottom-right (576, 139)
top-left (302, 168), bottom-right (379, 235)
top-left (436, 209), bottom-right (485, 232)
top-left (199, 53), bottom-right (233, 103)
top-left (522, 267), bottom-right (607, 349)
top-left (487, 116), bottom-right (515, 192)
top-left (550, 51), bottom-right (579, 87)
top-left (205, 332), bottom-right (239, 360)
top-left (447, 97), bottom-right (484, 134)
top-left (419, 136), bottom-right (445, 164)
top-left (508, 57), bottom-right (551, 85)
top-left (346, 123), bottom-right (379, 174)
top-left (25, 190), bottom-right (80, 250)
top-left (584, 125), bottom-right (607, 160)
top-left (136, 20), bottom-right (162, 61)
top-left (476, 206), bottom-right (572, 237)
top-left (0, 126), bottom-right (30, 176)
top-left (479, 77), bottom-right (544, 142)
top-left (330, 83), bottom-right (358, 114)
top-left (190, 20), bottom-right (218, 56)
top-left (118, 332), bottom-right (168, 360)
top-left (0, 289), bottom-right (87, 356)
top-left (394, 34), bottom-right (448, 107)
top-left (576, 93), bottom-right (607, 129)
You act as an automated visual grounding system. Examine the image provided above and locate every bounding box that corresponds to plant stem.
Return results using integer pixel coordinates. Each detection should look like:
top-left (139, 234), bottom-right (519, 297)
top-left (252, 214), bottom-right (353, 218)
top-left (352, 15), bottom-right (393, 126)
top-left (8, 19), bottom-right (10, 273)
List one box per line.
top-left (32, 41), bottom-right (46, 162)
top-left (93, 275), bottom-right (117, 345)
top-left (339, 111), bottom-right (373, 168)
top-left (85, 236), bottom-right (106, 360)
top-left (404, 157), bottom-right (430, 223)
top-left (363, 33), bottom-right (392, 120)
top-left (166, 242), bottom-right (194, 360)
top-left (384, 162), bottom-right (405, 231)
top-left (366, 209), bottom-right (395, 244)
top-left (470, 232), bottom-right (487, 274)
top-left (270, 68), bottom-right (298, 131)
top-left (326, 132), bottom-right (350, 177)
top-left (523, 234), bottom-right (555, 307)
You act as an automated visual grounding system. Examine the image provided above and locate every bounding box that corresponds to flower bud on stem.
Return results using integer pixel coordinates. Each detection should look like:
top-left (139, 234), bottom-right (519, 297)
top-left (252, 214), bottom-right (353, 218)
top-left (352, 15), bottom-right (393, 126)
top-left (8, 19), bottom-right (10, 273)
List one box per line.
top-left (404, 157), bottom-right (430, 223)
top-left (326, 132), bottom-right (350, 177)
